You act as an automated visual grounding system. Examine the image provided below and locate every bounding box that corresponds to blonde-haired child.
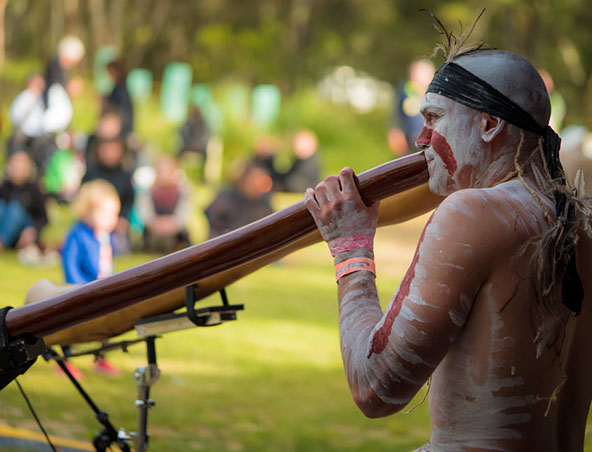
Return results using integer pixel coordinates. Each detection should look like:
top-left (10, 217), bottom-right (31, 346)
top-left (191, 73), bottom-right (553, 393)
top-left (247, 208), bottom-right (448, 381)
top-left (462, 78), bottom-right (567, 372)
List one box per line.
top-left (60, 179), bottom-right (121, 376)
top-left (62, 179), bottom-right (120, 283)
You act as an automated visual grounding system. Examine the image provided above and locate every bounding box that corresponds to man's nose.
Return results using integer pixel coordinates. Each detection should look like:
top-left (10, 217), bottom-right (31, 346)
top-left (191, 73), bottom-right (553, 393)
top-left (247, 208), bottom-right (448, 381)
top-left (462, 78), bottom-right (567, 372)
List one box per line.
top-left (415, 126), bottom-right (432, 150)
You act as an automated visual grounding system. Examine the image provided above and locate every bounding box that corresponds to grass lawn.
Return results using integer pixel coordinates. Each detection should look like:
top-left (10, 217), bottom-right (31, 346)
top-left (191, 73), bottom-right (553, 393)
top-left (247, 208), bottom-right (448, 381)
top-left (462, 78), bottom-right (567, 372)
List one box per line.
top-left (0, 212), bottom-right (592, 451)
top-left (0, 216), bottom-right (434, 452)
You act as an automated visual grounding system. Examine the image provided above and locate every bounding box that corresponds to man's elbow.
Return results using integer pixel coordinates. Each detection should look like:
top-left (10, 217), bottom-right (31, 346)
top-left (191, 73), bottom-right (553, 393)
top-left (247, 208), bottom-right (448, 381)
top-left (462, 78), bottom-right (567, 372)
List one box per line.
top-left (352, 390), bottom-right (407, 419)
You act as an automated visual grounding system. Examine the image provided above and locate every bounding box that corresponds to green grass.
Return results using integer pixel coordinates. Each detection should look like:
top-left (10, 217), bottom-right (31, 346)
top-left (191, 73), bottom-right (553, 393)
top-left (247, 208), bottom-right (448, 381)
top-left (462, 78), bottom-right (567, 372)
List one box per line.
top-left (0, 243), bottom-right (433, 452)
top-left (2, 236), bottom-right (592, 451)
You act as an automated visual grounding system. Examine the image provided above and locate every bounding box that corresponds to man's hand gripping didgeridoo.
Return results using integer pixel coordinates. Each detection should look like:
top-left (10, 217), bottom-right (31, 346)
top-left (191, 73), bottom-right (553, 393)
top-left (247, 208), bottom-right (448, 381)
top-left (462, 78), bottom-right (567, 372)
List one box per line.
top-left (304, 167), bottom-right (379, 247)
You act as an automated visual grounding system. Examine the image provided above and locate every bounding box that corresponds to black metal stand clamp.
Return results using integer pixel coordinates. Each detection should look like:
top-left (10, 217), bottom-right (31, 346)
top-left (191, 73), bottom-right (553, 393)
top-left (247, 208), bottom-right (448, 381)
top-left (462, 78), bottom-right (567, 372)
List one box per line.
top-left (0, 307), bottom-right (46, 391)
top-left (134, 284), bottom-right (244, 337)
top-left (185, 285), bottom-right (244, 327)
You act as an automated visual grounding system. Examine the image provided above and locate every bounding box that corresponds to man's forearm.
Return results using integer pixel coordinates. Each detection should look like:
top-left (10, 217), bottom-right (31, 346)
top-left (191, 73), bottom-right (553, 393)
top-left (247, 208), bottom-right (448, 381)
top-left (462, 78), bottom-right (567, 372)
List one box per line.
top-left (335, 248), bottom-right (428, 416)
top-left (335, 249), bottom-right (393, 412)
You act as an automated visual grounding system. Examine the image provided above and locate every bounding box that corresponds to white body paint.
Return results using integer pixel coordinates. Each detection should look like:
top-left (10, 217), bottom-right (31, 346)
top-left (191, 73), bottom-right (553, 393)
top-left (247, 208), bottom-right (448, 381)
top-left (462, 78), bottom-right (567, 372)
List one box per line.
top-left (430, 284), bottom-right (536, 451)
top-left (333, 177), bottom-right (566, 450)
top-left (303, 53), bottom-right (590, 450)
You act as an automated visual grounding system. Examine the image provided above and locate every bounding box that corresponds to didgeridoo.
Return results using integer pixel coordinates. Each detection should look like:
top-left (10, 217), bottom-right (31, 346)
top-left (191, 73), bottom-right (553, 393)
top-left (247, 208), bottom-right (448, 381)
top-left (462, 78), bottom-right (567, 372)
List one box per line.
top-left (9, 152), bottom-right (440, 344)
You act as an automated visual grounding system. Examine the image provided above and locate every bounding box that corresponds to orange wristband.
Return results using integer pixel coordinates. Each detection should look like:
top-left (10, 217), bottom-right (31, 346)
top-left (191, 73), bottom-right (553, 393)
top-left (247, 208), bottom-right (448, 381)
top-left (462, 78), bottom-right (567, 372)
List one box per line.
top-left (335, 257), bottom-right (376, 282)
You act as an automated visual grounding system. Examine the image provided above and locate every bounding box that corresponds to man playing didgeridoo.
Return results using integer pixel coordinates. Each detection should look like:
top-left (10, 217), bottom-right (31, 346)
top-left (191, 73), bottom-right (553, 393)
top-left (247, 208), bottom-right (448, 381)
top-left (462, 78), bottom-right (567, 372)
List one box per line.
top-left (304, 41), bottom-right (592, 451)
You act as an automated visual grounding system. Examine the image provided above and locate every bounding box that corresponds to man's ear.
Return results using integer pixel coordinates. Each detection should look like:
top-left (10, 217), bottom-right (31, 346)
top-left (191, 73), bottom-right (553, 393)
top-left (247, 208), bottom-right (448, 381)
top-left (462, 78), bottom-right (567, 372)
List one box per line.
top-left (480, 113), bottom-right (505, 142)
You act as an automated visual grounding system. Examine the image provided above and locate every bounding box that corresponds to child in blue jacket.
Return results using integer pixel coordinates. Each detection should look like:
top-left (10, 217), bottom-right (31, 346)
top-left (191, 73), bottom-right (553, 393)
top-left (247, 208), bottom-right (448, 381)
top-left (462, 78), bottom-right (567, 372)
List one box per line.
top-left (60, 179), bottom-right (121, 376)
top-left (62, 179), bottom-right (120, 283)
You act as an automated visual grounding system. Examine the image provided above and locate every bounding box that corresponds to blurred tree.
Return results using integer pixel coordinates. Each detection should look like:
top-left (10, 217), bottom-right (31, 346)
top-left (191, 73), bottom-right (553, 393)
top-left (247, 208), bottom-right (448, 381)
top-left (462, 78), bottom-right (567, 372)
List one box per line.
top-left (0, 0), bottom-right (7, 73)
top-left (0, 0), bottom-right (591, 127)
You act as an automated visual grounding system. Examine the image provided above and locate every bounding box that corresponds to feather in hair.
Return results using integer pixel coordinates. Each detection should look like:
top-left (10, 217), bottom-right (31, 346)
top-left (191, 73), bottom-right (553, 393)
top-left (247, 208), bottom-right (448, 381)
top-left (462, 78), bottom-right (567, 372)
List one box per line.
top-left (420, 8), bottom-right (486, 62)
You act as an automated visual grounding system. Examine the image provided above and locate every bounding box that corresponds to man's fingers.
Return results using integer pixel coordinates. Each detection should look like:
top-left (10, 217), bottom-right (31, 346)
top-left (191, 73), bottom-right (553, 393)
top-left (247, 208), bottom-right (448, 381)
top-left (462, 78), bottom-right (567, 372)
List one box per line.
top-left (313, 181), bottom-right (330, 205)
top-left (304, 188), bottom-right (320, 214)
top-left (324, 175), bottom-right (342, 199)
top-left (339, 167), bottom-right (357, 193)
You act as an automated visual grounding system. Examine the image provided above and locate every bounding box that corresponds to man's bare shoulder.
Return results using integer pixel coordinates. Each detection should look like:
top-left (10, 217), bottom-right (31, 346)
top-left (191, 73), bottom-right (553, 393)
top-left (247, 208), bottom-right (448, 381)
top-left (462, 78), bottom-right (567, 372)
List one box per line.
top-left (428, 182), bottom-right (545, 257)
top-left (433, 184), bottom-right (517, 230)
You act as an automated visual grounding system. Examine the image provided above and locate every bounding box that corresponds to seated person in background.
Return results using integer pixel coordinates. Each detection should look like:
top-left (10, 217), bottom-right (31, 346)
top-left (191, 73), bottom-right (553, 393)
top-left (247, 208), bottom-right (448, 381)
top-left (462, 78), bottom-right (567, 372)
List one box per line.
top-left (282, 129), bottom-right (321, 193)
top-left (251, 135), bottom-right (283, 190)
top-left (60, 179), bottom-right (121, 376)
top-left (137, 155), bottom-right (191, 253)
top-left (8, 73), bottom-right (72, 173)
top-left (84, 109), bottom-right (124, 172)
top-left (0, 151), bottom-right (48, 252)
top-left (205, 162), bottom-right (274, 238)
top-left (82, 137), bottom-right (134, 253)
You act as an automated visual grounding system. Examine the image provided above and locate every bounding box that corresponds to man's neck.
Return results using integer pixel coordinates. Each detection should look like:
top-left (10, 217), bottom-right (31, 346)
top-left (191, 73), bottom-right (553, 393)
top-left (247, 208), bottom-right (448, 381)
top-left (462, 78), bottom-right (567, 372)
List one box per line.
top-left (480, 140), bottom-right (544, 189)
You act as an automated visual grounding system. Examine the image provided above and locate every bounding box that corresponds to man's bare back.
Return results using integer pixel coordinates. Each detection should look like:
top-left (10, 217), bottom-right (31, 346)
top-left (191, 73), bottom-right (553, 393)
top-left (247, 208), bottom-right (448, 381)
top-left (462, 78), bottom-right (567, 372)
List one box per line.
top-left (424, 179), bottom-right (587, 451)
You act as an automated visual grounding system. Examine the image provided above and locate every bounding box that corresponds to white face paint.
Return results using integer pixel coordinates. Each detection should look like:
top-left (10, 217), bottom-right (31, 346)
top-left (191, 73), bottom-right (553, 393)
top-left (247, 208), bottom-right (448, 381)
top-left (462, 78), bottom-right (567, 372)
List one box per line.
top-left (419, 94), bottom-right (493, 196)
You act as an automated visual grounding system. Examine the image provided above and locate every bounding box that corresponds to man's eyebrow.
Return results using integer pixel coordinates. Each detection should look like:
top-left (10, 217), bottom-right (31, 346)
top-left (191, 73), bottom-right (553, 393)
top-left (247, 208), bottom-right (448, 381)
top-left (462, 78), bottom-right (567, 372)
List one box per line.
top-left (420, 105), bottom-right (445, 115)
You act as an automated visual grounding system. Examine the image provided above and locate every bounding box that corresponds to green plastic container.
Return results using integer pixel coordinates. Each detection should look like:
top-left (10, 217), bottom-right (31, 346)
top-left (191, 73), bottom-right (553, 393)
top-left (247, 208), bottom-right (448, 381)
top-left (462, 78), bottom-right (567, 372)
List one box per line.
top-left (160, 62), bottom-right (193, 124)
top-left (127, 68), bottom-right (153, 102)
top-left (251, 84), bottom-right (281, 128)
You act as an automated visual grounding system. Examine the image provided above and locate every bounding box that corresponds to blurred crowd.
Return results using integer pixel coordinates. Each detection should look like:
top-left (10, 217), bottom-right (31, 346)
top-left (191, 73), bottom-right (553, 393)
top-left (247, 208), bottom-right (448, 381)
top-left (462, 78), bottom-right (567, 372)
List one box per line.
top-left (3, 36), bottom-right (578, 282)
top-left (1, 35), bottom-right (322, 286)
top-left (3, 35), bottom-right (582, 379)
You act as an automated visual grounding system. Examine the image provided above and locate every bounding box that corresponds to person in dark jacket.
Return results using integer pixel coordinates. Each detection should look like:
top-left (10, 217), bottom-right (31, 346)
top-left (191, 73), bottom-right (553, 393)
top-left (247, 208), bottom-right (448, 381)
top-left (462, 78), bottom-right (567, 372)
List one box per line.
top-left (387, 59), bottom-right (434, 157)
top-left (45, 35), bottom-right (85, 100)
top-left (84, 109), bottom-right (125, 172)
top-left (178, 107), bottom-right (210, 158)
top-left (0, 151), bottom-right (48, 250)
top-left (104, 60), bottom-right (134, 137)
top-left (282, 129), bottom-right (321, 193)
top-left (82, 137), bottom-right (134, 253)
top-left (205, 163), bottom-right (273, 238)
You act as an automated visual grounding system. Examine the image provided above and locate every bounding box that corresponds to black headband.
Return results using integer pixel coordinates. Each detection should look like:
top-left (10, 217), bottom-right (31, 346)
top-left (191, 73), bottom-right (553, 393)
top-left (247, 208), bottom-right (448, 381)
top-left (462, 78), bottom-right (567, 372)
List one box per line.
top-left (427, 62), bottom-right (545, 134)
top-left (427, 61), bottom-right (583, 315)
top-left (426, 61), bottom-right (562, 180)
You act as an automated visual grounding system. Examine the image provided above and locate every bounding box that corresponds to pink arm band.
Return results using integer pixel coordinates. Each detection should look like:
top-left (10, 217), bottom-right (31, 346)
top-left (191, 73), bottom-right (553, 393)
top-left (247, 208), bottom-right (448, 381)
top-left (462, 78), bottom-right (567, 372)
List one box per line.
top-left (335, 257), bottom-right (376, 282)
top-left (328, 234), bottom-right (374, 257)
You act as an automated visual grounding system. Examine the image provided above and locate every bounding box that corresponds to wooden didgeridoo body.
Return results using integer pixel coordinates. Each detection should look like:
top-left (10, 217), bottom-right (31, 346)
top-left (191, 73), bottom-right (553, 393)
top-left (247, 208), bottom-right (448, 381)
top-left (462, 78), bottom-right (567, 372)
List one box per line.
top-left (37, 182), bottom-right (439, 346)
top-left (10, 152), bottom-right (440, 345)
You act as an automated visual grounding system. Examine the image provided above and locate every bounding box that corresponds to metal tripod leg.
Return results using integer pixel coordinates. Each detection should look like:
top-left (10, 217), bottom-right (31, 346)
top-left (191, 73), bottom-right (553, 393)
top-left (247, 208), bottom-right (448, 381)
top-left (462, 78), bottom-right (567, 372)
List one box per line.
top-left (47, 348), bottom-right (131, 452)
top-left (131, 336), bottom-right (160, 452)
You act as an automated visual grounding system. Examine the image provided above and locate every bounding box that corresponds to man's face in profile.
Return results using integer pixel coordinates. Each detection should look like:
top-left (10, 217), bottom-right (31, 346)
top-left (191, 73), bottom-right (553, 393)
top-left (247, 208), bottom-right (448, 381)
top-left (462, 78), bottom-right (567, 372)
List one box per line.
top-left (419, 93), bottom-right (485, 196)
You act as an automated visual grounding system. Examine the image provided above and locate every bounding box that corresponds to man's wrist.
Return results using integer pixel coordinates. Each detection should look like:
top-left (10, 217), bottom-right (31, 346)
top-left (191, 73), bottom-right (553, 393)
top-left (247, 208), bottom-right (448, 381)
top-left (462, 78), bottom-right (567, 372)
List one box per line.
top-left (333, 248), bottom-right (374, 264)
top-left (328, 234), bottom-right (374, 256)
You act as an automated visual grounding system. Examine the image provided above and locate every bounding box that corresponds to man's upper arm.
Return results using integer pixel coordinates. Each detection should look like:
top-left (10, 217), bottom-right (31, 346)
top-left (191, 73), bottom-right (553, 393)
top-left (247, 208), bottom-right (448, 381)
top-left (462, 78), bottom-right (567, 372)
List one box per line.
top-left (365, 189), bottom-right (504, 405)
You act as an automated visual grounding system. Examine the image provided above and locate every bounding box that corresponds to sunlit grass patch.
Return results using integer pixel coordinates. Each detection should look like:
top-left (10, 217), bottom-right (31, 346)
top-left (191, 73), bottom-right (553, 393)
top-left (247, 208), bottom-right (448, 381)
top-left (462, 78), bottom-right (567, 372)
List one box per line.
top-left (0, 229), bottom-right (434, 451)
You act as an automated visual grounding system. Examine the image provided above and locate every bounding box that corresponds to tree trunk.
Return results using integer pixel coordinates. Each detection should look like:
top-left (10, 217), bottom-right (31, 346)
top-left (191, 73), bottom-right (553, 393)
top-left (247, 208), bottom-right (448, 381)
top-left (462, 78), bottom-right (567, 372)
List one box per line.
top-left (64, 0), bottom-right (80, 35)
top-left (109, 0), bottom-right (127, 49)
top-left (0, 0), bottom-right (8, 74)
top-left (89, 0), bottom-right (108, 46)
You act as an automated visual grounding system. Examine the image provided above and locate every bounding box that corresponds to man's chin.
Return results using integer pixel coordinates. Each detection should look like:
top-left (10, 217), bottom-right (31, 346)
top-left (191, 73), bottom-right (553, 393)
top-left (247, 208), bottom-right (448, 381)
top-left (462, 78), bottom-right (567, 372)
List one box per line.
top-left (428, 177), bottom-right (450, 197)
